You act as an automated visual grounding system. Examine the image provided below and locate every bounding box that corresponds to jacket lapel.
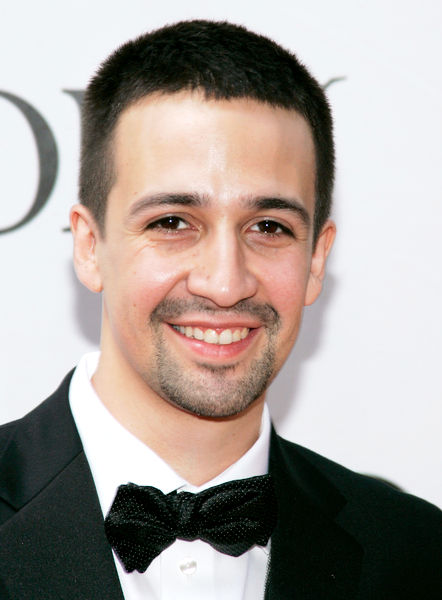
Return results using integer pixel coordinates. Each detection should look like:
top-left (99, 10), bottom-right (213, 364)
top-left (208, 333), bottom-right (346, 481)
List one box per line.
top-left (266, 430), bottom-right (363, 599)
top-left (0, 373), bottom-right (124, 600)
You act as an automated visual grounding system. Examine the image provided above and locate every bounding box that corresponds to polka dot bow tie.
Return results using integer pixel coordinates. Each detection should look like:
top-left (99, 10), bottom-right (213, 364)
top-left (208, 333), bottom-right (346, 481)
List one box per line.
top-left (104, 475), bottom-right (278, 573)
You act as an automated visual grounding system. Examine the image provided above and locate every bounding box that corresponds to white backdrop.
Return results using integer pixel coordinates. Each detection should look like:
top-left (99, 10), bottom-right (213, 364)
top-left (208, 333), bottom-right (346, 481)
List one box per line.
top-left (1, 1), bottom-right (441, 507)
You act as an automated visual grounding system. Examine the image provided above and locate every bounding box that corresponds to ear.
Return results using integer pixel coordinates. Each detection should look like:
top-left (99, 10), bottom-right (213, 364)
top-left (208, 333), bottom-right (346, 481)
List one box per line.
top-left (305, 219), bottom-right (336, 306)
top-left (70, 204), bottom-right (103, 293)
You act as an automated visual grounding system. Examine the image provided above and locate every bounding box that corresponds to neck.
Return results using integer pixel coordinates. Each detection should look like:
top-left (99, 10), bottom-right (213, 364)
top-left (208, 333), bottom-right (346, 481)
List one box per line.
top-left (92, 351), bottom-right (265, 487)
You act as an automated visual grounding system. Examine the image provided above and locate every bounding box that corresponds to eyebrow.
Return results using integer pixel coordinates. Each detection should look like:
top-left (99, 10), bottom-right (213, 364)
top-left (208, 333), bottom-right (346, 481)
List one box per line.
top-left (244, 196), bottom-right (310, 228)
top-left (128, 193), bottom-right (205, 219)
top-left (128, 192), bottom-right (310, 227)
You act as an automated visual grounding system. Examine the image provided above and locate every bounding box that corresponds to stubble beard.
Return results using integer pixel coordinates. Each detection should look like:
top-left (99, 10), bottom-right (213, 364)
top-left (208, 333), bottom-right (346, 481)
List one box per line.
top-left (148, 298), bottom-right (281, 418)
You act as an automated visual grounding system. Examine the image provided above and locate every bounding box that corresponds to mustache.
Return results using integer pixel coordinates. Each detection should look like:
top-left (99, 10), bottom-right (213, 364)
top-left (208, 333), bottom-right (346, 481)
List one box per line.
top-left (150, 298), bottom-right (281, 328)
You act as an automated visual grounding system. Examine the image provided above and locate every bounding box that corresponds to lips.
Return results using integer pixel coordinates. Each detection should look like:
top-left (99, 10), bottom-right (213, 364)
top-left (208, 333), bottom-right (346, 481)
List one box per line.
top-left (171, 325), bottom-right (250, 345)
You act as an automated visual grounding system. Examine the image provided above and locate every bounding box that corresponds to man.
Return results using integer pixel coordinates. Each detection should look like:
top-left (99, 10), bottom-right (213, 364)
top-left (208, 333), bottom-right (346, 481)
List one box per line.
top-left (0, 20), bottom-right (440, 600)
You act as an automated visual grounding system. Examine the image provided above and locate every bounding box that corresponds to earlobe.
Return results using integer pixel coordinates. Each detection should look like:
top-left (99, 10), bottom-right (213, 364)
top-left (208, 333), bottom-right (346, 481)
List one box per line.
top-left (305, 220), bottom-right (336, 306)
top-left (70, 204), bottom-right (103, 293)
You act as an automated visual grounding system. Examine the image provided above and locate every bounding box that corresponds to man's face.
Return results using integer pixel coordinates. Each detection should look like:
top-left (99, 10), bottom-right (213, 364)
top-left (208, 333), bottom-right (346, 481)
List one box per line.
top-left (75, 92), bottom-right (334, 418)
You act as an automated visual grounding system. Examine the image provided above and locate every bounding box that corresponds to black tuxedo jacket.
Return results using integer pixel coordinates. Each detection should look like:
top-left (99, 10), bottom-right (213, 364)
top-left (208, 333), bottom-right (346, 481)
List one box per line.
top-left (0, 372), bottom-right (441, 599)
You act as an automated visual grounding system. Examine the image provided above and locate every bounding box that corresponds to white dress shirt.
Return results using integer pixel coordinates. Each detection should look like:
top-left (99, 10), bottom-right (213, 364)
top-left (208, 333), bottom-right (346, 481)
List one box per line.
top-left (69, 352), bottom-right (271, 600)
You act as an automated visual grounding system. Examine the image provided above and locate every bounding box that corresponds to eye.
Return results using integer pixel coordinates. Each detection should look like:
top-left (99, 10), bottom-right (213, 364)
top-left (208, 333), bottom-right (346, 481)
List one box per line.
top-left (250, 219), bottom-right (293, 236)
top-left (146, 215), bottom-right (188, 231)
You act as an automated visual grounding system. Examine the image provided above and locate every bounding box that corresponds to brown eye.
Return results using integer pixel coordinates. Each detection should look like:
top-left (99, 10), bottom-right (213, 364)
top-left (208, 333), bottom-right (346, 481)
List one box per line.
top-left (258, 220), bottom-right (279, 234)
top-left (250, 219), bottom-right (294, 238)
top-left (147, 216), bottom-right (187, 230)
top-left (251, 220), bottom-right (286, 234)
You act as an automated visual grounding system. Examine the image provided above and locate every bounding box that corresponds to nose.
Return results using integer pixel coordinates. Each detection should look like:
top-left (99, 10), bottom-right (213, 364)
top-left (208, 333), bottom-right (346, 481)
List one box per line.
top-left (186, 230), bottom-right (258, 307)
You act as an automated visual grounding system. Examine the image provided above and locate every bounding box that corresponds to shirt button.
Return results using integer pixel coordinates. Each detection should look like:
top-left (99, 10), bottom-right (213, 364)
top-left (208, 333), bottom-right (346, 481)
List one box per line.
top-left (179, 558), bottom-right (197, 576)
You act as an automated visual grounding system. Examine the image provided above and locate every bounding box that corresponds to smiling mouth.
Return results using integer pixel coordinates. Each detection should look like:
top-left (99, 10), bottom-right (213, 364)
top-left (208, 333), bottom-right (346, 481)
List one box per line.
top-left (170, 325), bottom-right (251, 345)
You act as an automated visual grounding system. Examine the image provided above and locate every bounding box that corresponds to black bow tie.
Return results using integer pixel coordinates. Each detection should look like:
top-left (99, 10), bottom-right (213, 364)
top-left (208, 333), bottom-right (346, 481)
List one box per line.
top-left (104, 474), bottom-right (277, 573)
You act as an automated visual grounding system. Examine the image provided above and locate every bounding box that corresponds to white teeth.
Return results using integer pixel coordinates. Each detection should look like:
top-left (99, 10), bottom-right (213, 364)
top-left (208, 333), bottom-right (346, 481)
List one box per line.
top-left (204, 329), bottom-right (219, 344)
top-left (193, 327), bottom-right (204, 340)
top-left (172, 325), bottom-right (250, 345)
top-left (219, 329), bottom-right (233, 345)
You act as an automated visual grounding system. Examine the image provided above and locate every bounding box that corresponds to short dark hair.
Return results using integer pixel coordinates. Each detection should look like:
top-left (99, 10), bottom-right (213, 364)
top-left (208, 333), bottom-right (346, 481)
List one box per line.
top-left (80, 20), bottom-right (334, 242)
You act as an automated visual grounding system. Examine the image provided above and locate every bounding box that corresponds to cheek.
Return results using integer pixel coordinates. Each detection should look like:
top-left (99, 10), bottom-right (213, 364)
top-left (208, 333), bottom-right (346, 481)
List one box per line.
top-left (261, 255), bottom-right (310, 345)
top-left (263, 255), bottom-right (310, 310)
top-left (118, 252), bottom-right (188, 315)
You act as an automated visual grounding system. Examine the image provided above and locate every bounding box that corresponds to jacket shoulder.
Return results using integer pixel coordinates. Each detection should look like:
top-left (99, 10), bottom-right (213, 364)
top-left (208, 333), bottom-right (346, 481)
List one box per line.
top-left (0, 370), bottom-right (81, 524)
top-left (276, 435), bottom-right (442, 548)
top-left (275, 435), bottom-right (442, 597)
top-left (282, 436), bottom-right (440, 512)
top-left (294, 439), bottom-right (439, 507)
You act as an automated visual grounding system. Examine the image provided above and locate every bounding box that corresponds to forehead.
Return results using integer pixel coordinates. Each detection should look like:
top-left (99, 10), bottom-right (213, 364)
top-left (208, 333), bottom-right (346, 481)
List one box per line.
top-left (109, 91), bottom-right (316, 217)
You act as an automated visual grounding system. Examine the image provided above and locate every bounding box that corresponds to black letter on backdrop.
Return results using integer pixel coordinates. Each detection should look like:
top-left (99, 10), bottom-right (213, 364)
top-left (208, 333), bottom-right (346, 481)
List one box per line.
top-left (322, 76), bottom-right (346, 90)
top-left (62, 89), bottom-right (85, 109)
top-left (0, 91), bottom-right (58, 234)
